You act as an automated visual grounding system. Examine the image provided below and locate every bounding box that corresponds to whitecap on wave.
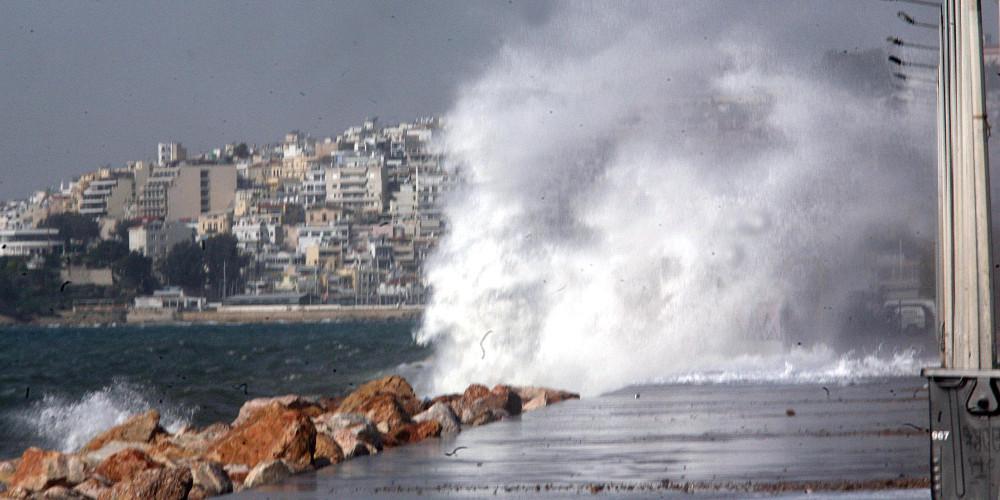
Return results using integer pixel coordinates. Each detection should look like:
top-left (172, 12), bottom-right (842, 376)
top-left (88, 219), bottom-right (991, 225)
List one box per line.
top-left (657, 345), bottom-right (931, 386)
top-left (6, 379), bottom-right (193, 453)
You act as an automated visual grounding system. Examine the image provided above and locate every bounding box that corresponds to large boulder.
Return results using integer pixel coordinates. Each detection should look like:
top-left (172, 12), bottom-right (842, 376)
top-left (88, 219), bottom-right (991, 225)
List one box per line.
top-left (242, 459), bottom-right (291, 489)
top-left (385, 420), bottom-right (442, 446)
top-left (80, 441), bottom-right (150, 469)
top-left (0, 458), bottom-right (18, 483)
top-left (338, 375), bottom-right (421, 417)
top-left (187, 461), bottom-right (232, 497)
top-left (71, 478), bottom-right (112, 499)
top-left (8, 448), bottom-right (88, 492)
top-left (412, 402), bottom-right (461, 435)
top-left (312, 433), bottom-right (344, 467)
top-left (39, 485), bottom-right (86, 499)
top-left (221, 464), bottom-right (249, 492)
top-left (93, 449), bottom-right (160, 483)
top-left (96, 467), bottom-right (191, 500)
top-left (455, 384), bottom-right (523, 426)
top-left (514, 387), bottom-right (580, 412)
top-left (312, 413), bottom-right (381, 459)
top-left (83, 410), bottom-right (162, 453)
top-left (204, 402), bottom-right (316, 472)
top-left (354, 394), bottom-right (410, 435)
top-left (232, 395), bottom-right (324, 427)
top-left (166, 423), bottom-right (230, 455)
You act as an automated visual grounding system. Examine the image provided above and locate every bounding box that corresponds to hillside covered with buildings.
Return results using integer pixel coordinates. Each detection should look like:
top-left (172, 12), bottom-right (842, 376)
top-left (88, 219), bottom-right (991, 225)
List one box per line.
top-left (0, 117), bottom-right (456, 322)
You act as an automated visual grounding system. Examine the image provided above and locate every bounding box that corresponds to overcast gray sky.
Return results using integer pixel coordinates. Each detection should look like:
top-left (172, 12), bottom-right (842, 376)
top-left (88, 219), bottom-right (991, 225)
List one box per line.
top-left (0, 0), bottom-right (988, 200)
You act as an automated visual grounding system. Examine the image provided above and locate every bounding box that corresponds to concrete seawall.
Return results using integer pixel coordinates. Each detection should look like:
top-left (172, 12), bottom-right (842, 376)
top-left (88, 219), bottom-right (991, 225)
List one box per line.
top-left (128, 305), bottom-right (423, 324)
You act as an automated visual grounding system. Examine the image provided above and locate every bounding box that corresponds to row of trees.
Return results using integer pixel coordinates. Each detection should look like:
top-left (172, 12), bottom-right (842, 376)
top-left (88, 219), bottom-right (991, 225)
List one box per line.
top-left (0, 214), bottom-right (251, 319)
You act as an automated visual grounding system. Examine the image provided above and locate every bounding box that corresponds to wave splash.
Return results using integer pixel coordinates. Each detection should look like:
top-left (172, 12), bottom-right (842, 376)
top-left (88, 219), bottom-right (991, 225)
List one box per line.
top-left (7, 379), bottom-right (192, 453)
top-left (417, 4), bottom-right (935, 396)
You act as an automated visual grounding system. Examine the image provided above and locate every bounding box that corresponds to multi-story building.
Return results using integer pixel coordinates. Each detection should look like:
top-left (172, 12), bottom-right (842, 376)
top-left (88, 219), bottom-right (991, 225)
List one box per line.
top-left (128, 220), bottom-right (193, 261)
top-left (137, 164), bottom-right (236, 221)
top-left (326, 152), bottom-right (385, 216)
top-left (78, 175), bottom-right (134, 219)
top-left (157, 142), bottom-right (187, 166)
top-left (0, 228), bottom-right (62, 257)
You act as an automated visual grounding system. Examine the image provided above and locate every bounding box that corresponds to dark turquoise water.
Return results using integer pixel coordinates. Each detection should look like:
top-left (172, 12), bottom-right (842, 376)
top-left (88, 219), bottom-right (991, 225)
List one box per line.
top-left (0, 321), bottom-right (430, 459)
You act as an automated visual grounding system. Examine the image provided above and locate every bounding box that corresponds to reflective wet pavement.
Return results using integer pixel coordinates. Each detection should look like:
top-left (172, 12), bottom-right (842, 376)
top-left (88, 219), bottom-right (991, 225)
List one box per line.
top-left (242, 379), bottom-right (930, 498)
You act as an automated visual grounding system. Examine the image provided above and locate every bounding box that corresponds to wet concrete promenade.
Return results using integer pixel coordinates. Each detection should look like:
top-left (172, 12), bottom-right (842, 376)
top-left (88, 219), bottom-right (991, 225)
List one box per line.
top-left (243, 378), bottom-right (930, 499)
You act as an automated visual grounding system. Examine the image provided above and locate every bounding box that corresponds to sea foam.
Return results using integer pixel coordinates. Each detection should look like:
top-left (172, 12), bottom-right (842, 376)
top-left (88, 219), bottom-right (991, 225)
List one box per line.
top-left (417, 4), bottom-right (935, 396)
top-left (8, 379), bottom-right (192, 453)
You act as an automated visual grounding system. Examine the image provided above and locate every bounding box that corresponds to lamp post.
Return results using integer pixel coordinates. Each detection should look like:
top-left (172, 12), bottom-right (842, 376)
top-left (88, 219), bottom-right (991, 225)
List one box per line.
top-left (922, 0), bottom-right (1000, 498)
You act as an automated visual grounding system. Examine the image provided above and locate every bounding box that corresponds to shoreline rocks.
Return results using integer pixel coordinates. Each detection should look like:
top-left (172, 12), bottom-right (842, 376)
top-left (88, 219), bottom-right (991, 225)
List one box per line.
top-left (0, 376), bottom-right (579, 499)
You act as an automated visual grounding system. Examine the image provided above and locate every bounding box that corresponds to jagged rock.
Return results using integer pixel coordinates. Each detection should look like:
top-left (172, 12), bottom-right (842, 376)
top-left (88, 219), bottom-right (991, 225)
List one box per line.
top-left (40, 485), bottom-right (86, 499)
top-left (41, 485), bottom-right (89, 499)
top-left (338, 375), bottom-right (422, 417)
top-left (71, 478), bottom-right (111, 499)
top-left (317, 396), bottom-right (343, 413)
top-left (413, 402), bottom-right (461, 435)
top-left (96, 467), bottom-right (191, 500)
top-left (514, 387), bottom-right (580, 412)
top-left (0, 459), bottom-right (19, 483)
top-left (9, 448), bottom-right (88, 492)
top-left (354, 394), bottom-right (410, 435)
top-left (83, 410), bottom-right (162, 453)
top-left (93, 449), bottom-right (160, 483)
top-left (312, 433), bottom-right (344, 467)
top-left (221, 464), bottom-right (249, 492)
top-left (166, 423), bottom-right (229, 455)
top-left (312, 413), bottom-right (381, 459)
top-left (455, 384), bottom-right (523, 426)
top-left (205, 402), bottom-right (315, 472)
top-left (187, 461), bottom-right (232, 496)
top-left (232, 395), bottom-right (324, 427)
top-left (386, 420), bottom-right (442, 446)
top-left (80, 441), bottom-right (150, 469)
top-left (242, 460), bottom-right (291, 489)
top-left (2, 486), bottom-right (28, 499)
top-left (186, 485), bottom-right (208, 500)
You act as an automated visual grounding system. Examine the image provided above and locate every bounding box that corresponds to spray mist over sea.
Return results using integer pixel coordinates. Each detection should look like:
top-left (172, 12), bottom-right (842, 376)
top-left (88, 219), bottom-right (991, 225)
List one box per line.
top-left (416, 4), bottom-right (938, 395)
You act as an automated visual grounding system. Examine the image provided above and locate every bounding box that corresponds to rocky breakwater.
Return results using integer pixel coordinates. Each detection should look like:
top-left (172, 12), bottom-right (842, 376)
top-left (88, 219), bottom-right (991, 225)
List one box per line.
top-left (0, 376), bottom-right (578, 499)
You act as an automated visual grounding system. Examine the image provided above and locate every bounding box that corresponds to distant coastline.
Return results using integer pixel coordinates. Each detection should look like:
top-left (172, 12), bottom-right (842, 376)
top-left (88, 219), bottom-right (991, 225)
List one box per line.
top-left (0, 304), bottom-right (423, 328)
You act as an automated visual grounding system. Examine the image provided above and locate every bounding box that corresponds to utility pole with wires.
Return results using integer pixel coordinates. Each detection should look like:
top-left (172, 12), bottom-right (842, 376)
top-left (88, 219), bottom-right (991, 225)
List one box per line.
top-left (922, 0), bottom-right (1000, 498)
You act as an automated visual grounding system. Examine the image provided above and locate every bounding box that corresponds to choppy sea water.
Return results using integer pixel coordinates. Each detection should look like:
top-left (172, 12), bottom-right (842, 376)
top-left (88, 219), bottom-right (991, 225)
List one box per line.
top-left (0, 321), bottom-right (430, 458)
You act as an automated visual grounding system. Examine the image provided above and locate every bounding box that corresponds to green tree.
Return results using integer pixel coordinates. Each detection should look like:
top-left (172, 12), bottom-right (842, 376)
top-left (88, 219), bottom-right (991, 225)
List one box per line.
top-left (203, 234), bottom-right (247, 299)
top-left (40, 213), bottom-right (100, 252)
top-left (113, 252), bottom-right (158, 295)
top-left (0, 256), bottom-right (61, 320)
top-left (233, 143), bottom-right (250, 159)
top-left (113, 219), bottom-right (142, 242)
top-left (157, 241), bottom-right (205, 293)
top-left (84, 240), bottom-right (129, 268)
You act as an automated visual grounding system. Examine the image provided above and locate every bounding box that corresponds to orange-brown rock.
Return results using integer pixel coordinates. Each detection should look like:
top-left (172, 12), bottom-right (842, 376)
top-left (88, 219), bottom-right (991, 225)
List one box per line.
top-left (71, 477), bottom-right (111, 499)
top-left (221, 464), bottom-right (249, 491)
top-left (385, 420), bottom-right (442, 447)
top-left (38, 485), bottom-right (84, 499)
top-left (146, 440), bottom-right (197, 466)
top-left (355, 393), bottom-right (410, 435)
top-left (338, 375), bottom-right (421, 416)
top-left (96, 466), bottom-right (191, 500)
top-left (94, 449), bottom-right (161, 484)
top-left (83, 410), bottom-right (162, 452)
top-left (513, 387), bottom-right (580, 412)
top-left (317, 396), bottom-right (343, 414)
top-left (167, 423), bottom-right (230, 455)
top-left (453, 384), bottom-right (523, 426)
top-left (312, 433), bottom-right (344, 467)
top-left (232, 395), bottom-right (324, 426)
top-left (9, 448), bottom-right (87, 492)
top-left (0, 458), bottom-right (18, 483)
top-left (312, 413), bottom-right (382, 459)
top-left (187, 461), bottom-right (232, 496)
top-left (205, 402), bottom-right (315, 472)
